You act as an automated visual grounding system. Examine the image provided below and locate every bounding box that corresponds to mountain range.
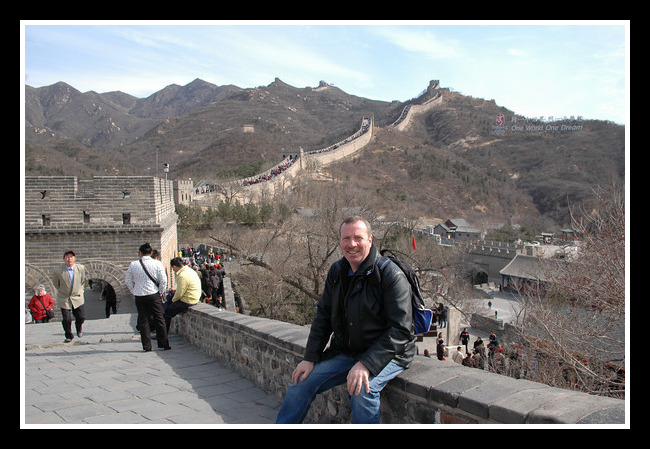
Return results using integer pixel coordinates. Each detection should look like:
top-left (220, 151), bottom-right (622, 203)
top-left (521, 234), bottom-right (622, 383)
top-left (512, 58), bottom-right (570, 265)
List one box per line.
top-left (24, 77), bottom-right (625, 228)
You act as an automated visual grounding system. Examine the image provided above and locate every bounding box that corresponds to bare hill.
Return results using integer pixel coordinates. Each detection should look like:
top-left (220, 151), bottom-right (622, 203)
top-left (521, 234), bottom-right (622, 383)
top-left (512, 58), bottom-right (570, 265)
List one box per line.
top-left (24, 78), bottom-right (625, 227)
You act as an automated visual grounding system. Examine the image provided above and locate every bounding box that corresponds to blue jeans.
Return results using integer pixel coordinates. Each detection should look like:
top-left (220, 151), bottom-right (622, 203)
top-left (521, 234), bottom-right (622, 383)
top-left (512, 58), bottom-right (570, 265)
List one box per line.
top-left (275, 354), bottom-right (403, 424)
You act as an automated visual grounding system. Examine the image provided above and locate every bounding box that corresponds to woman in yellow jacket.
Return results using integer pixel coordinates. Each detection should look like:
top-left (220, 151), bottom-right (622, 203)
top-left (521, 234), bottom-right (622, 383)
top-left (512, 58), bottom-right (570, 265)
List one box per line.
top-left (163, 257), bottom-right (202, 334)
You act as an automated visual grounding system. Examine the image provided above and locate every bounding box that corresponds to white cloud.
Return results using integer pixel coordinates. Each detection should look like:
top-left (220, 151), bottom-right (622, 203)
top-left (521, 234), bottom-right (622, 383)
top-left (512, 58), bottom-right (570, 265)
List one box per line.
top-left (507, 48), bottom-right (527, 57)
top-left (371, 26), bottom-right (462, 59)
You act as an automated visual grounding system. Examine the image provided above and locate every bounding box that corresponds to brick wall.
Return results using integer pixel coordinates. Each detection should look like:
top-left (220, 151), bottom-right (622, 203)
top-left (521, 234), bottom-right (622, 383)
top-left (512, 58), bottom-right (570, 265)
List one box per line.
top-left (24, 176), bottom-right (178, 302)
top-left (171, 303), bottom-right (625, 425)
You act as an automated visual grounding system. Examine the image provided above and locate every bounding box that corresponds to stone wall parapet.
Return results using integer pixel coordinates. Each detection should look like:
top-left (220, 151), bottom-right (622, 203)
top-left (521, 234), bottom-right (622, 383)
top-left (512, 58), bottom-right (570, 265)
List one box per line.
top-left (171, 303), bottom-right (626, 425)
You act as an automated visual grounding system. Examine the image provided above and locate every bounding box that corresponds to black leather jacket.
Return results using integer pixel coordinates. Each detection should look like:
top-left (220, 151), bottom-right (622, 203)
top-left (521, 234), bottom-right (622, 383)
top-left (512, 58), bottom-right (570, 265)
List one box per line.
top-left (304, 245), bottom-right (416, 376)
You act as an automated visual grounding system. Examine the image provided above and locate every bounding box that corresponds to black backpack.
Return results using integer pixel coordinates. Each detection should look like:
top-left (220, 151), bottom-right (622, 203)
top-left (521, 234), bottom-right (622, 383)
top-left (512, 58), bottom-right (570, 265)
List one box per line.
top-left (374, 249), bottom-right (434, 335)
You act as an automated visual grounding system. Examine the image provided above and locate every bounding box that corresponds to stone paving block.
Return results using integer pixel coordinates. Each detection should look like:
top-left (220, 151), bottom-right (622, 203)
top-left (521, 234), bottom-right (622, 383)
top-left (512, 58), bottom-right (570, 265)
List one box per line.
top-left (224, 386), bottom-right (269, 404)
top-left (31, 396), bottom-right (93, 413)
top-left (102, 380), bottom-right (150, 393)
top-left (85, 389), bottom-right (134, 405)
top-left (84, 410), bottom-right (149, 425)
top-left (193, 382), bottom-right (237, 398)
top-left (168, 413), bottom-right (229, 424)
top-left (128, 383), bottom-right (179, 399)
top-left (55, 402), bottom-right (117, 423)
top-left (24, 407), bottom-right (67, 424)
top-left (127, 399), bottom-right (194, 421)
top-left (151, 390), bottom-right (201, 406)
top-left (104, 397), bottom-right (151, 414)
top-left (201, 394), bottom-right (241, 414)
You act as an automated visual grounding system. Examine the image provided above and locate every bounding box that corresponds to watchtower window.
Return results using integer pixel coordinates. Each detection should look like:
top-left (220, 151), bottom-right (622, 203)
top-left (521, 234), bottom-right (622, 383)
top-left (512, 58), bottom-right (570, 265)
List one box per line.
top-left (41, 214), bottom-right (50, 226)
top-left (122, 213), bottom-right (131, 224)
top-left (83, 211), bottom-right (90, 224)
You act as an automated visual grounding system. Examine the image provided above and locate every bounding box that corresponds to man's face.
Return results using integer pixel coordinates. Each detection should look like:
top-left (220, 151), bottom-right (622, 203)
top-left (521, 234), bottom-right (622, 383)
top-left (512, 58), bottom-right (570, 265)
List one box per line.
top-left (340, 220), bottom-right (373, 272)
top-left (63, 253), bottom-right (76, 267)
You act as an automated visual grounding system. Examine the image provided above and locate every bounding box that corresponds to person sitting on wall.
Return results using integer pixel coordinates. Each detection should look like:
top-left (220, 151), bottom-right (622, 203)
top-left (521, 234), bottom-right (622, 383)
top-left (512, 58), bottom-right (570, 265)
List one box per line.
top-left (275, 216), bottom-right (416, 424)
top-left (164, 257), bottom-right (202, 332)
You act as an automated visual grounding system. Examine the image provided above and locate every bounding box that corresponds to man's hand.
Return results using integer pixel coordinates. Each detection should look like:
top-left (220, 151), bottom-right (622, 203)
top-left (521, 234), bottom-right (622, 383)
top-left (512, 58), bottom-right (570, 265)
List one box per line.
top-left (347, 361), bottom-right (370, 396)
top-left (291, 360), bottom-right (314, 384)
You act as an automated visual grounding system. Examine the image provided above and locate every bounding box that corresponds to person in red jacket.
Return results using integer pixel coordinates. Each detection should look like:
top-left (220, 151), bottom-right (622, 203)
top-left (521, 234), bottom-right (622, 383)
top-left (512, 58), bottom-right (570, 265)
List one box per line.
top-left (28, 285), bottom-right (54, 323)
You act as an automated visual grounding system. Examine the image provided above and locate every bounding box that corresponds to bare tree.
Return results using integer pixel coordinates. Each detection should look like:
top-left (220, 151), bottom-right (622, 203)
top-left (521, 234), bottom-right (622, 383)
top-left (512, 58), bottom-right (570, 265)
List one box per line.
top-left (205, 177), bottom-right (469, 325)
top-left (514, 183), bottom-right (625, 397)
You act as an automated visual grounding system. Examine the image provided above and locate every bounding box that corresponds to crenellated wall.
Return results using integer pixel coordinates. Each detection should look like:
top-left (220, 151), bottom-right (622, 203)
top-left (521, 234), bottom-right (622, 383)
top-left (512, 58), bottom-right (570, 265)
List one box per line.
top-left (194, 116), bottom-right (373, 205)
top-left (170, 302), bottom-right (625, 425)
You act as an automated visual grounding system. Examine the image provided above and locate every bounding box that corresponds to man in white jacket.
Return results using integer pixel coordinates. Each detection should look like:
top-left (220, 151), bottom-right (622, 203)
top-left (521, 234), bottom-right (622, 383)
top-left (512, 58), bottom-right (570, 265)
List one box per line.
top-left (125, 243), bottom-right (170, 351)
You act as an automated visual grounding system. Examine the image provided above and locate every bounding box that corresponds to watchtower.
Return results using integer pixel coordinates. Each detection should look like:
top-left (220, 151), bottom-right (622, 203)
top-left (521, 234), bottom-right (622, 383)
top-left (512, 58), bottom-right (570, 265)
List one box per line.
top-left (24, 176), bottom-right (178, 310)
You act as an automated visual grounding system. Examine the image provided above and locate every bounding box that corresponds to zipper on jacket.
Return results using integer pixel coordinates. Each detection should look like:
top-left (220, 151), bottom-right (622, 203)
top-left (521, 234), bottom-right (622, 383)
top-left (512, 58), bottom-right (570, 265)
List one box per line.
top-left (343, 271), bottom-right (364, 349)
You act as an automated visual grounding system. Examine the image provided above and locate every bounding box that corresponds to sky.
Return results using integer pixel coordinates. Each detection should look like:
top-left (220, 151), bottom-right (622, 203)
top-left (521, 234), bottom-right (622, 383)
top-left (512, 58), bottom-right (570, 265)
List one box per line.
top-left (21, 21), bottom-right (629, 125)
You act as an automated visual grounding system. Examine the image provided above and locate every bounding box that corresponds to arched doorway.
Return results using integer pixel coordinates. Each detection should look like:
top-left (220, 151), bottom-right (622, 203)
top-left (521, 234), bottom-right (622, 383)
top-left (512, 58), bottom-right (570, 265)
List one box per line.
top-left (84, 278), bottom-right (137, 320)
top-left (472, 269), bottom-right (489, 285)
top-left (82, 259), bottom-right (136, 320)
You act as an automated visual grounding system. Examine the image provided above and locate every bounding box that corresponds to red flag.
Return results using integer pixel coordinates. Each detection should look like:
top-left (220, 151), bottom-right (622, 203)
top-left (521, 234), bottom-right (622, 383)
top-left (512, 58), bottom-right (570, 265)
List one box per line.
top-left (412, 235), bottom-right (417, 250)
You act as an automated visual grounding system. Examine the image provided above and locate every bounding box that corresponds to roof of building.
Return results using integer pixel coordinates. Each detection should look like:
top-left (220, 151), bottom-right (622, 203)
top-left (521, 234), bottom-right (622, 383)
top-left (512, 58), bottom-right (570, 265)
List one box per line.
top-left (444, 218), bottom-right (481, 234)
top-left (500, 254), bottom-right (552, 282)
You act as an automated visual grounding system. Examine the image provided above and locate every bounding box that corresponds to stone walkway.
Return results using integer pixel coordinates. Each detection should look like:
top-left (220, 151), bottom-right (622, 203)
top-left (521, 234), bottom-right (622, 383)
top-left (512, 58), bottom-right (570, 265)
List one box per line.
top-left (23, 298), bottom-right (282, 426)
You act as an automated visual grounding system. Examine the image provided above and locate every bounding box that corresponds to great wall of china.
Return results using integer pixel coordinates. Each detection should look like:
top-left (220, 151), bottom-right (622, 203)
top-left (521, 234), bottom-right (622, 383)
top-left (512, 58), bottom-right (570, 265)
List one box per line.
top-left (192, 80), bottom-right (444, 205)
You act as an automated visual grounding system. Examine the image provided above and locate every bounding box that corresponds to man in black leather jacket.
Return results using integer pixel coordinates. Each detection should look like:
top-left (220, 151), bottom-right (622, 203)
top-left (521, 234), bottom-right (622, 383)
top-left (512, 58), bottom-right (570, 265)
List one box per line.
top-left (276, 216), bottom-right (416, 424)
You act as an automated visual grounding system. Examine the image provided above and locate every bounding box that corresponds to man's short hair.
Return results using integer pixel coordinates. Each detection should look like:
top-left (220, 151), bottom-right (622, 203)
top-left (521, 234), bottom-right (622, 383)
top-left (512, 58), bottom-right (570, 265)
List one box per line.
top-left (170, 257), bottom-right (184, 268)
top-left (139, 243), bottom-right (153, 255)
top-left (339, 216), bottom-right (372, 237)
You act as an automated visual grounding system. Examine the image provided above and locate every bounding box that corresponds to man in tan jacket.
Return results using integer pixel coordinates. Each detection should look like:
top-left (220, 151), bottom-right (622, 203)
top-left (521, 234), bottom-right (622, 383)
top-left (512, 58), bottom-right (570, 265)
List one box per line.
top-left (51, 250), bottom-right (88, 342)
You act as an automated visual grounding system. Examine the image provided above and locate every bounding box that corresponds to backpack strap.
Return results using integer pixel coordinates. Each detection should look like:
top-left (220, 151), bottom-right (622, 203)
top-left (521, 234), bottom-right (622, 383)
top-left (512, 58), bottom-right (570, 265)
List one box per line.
top-left (371, 256), bottom-right (393, 305)
top-left (377, 256), bottom-right (391, 271)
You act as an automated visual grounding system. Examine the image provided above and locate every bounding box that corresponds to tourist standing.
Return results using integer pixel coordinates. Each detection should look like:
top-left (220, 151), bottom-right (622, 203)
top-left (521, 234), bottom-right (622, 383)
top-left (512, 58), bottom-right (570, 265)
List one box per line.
top-left (51, 250), bottom-right (88, 342)
top-left (103, 283), bottom-right (117, 318)
top-left (460, 328), bottom-right (470, 354)
top-left (125, 243), bottom-right (170, 351)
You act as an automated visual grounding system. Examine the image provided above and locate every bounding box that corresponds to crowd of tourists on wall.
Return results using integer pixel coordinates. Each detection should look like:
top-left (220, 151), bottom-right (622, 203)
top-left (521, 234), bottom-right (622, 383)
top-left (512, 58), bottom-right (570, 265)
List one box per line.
top-left (178, 244), bottom-right (243, 313)
top-left (195, 116), bottom-right (372, 193)
top-left (241, 155), bottom-right (298, 186)
top-left (424, 326), bottom-right (524, 378)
